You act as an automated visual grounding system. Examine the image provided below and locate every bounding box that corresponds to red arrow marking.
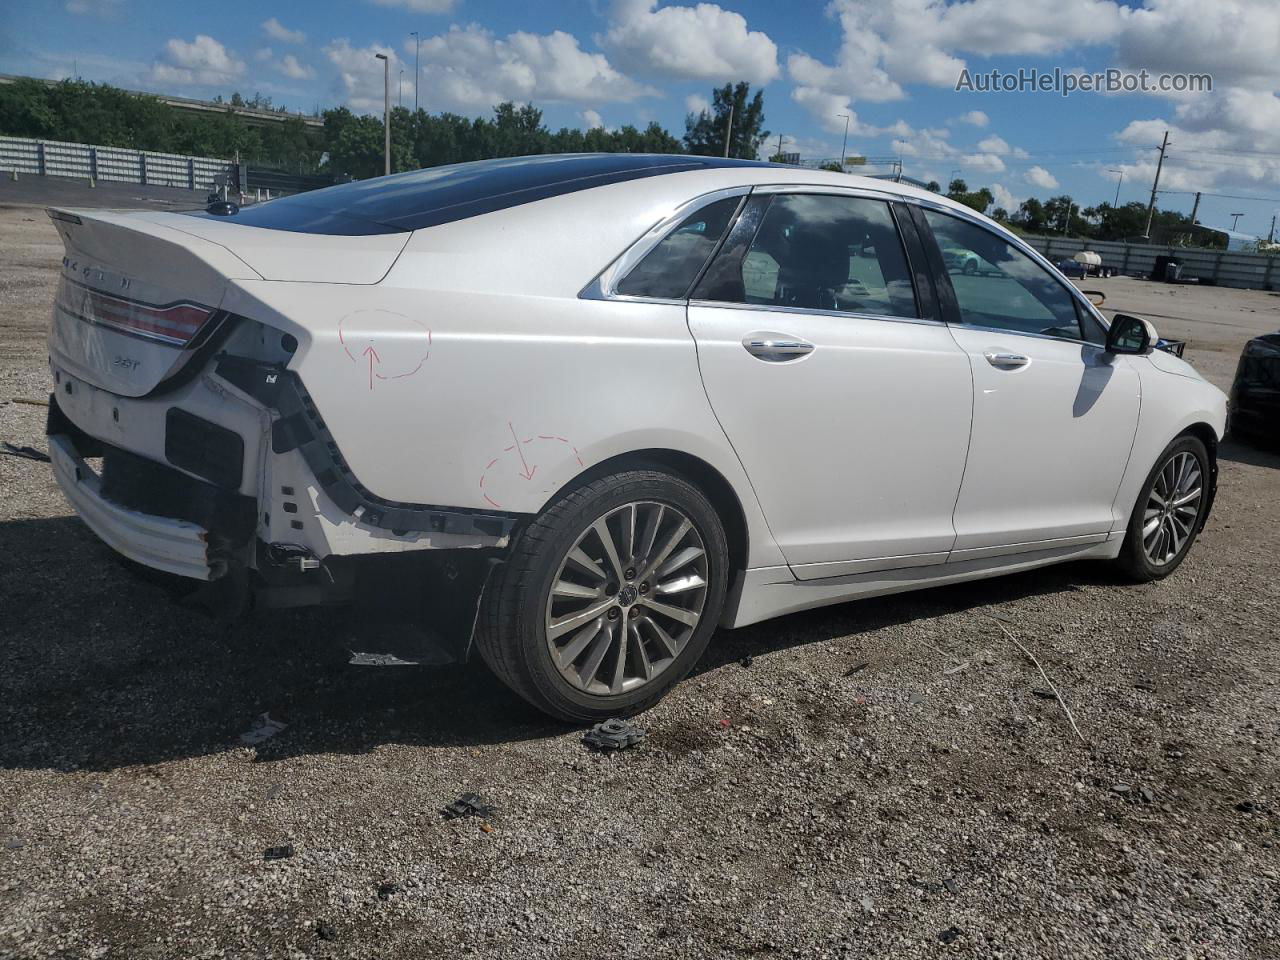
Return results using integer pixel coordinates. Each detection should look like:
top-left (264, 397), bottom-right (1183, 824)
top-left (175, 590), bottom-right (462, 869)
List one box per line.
top-left (509, 421), bottom-right (536, 480)
top-left (362, 345), bottom-right (380, 391)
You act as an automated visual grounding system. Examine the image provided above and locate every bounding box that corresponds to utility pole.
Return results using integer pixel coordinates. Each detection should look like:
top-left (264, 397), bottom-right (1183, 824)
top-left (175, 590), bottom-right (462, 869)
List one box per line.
top-left (1268, 214), bottom-right (1276, 245)
top-left (775, 133), bottom-right (788, 163)
top-left (399, 69), bottom-right (404, 109)
top-left (375, 53), bottom-right (390, 176)
top-left (1143, 130), bottom-right (1169, 240)
top-left (722, 99), bottom-right (735, 158)
top-left (1108, 168), bottom-right (1123, 207)
top-left (837, 113), bottom-right (850, 169)
top-left (1230, 212), bottom-right (1245, 231)
top-left (410, 31), bottom-right (420, 112)
top-left (1189, 191), bottom-right (1201, 226)
top-left (1062, 200), bottom-right (1074, 236)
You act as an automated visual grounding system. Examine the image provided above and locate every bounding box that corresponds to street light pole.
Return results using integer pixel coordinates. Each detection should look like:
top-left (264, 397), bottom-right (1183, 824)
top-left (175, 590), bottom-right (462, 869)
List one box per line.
top-left (410, 31), bottom-right (420, 113)
top-left (375, 53), bottom-right (390, 176)
top-left (399, 69), bottom-right (403, 109)
top-left (837, 113), bottom-right (850, 169)
top-left (1108, 168), bottom-right (1123, 207)
top-left (1230, 212), bottom-right (1245, 231)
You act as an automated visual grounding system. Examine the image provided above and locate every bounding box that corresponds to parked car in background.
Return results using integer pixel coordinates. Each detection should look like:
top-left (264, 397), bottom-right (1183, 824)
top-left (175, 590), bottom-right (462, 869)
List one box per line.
top-left (44, 154), bottom-right (1226, 721)
top-left (1229, 332), bottom-right (1280, 444)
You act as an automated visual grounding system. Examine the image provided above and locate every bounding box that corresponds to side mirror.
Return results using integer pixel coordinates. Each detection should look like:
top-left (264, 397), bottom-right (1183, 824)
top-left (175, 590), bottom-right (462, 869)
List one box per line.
top-left (1106, 313), bottom-right (1157, 355)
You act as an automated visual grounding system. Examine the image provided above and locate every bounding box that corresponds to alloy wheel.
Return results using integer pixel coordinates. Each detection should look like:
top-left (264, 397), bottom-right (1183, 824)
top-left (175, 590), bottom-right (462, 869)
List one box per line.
top-left (544, 501), bottom-right (709, 696)
top-left (1142, 450), bottom-right (1203, 566)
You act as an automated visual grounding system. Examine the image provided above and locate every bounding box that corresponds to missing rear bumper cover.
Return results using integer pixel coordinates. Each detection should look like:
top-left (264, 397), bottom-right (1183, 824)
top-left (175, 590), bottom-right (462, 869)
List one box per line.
top-left (214, 353), bottom-right (518, 540)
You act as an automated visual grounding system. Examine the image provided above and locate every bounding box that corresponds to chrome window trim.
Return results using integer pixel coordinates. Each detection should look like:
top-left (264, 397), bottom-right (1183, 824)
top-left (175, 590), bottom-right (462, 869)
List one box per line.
top-left (687, 298), bottom-right (945, 329)
top-left (904, 197), bottom-right (1110, 338)
top-left (953, 321), bottom-right (1110, 352)
top-left (579, 186), bottom-right (751, 302)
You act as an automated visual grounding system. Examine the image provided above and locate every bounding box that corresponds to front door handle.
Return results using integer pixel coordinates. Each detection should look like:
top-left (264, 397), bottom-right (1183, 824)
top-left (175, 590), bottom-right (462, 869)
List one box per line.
top-left (984, 351), bottom-right (1030, 369)
top-left (743, 333), bottom-right (815, 362)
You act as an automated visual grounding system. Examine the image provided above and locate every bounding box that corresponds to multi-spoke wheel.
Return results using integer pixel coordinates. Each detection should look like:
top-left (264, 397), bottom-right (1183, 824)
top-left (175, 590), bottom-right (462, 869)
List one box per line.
top-left (474, 469), bottom-right (729, 722)
top-left (1118, 435), bottom-right (1210, 582)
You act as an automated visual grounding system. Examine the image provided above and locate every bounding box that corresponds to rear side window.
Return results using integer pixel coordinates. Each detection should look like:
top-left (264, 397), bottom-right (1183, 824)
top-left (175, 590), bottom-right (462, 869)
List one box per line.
top-left (615, 196), bottom-right (742, 299)
top-left (692, 193), bottom-right (919, 318)
top-left (923, 209), bottom-right (1083, 340)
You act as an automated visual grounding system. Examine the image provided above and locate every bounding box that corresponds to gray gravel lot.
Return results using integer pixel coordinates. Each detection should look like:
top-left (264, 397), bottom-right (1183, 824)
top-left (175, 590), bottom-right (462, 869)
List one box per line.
top-left (1, 196), bottom-right (1278, 959)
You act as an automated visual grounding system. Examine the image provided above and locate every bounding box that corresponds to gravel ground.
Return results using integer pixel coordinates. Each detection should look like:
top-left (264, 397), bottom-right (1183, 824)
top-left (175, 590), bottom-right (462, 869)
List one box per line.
top-left (1, 199), bottom-right (1278, 959)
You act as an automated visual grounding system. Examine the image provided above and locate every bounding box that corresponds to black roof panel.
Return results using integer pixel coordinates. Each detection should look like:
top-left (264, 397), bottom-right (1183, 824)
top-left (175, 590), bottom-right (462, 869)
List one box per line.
top-left (186, 153), bottom-right (776, 236)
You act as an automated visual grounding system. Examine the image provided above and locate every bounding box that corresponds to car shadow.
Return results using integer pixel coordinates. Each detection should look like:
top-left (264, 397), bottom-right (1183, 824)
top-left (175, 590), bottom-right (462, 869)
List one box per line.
top-left (0, 513), bottom-right (1115, 773)
top-left (1219, 436), bottom-right (1280, 468)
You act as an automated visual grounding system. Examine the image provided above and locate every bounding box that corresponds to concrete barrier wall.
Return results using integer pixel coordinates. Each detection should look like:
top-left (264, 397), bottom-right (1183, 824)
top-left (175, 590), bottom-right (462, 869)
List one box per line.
top-left (1024, 234), bottom-right (1280, 291)
top-left (0, 136), bottom-right (232, 191)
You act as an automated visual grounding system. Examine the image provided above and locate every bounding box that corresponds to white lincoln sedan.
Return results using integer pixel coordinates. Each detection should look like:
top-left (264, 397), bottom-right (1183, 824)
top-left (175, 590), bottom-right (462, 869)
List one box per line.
top-left (44, 154), bottom-right (1226, 720)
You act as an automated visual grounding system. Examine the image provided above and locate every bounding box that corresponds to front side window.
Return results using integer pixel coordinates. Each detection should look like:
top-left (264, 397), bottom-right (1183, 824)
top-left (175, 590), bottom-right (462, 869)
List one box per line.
top-left (615, 196), bottom-right (742, 299)
top-left (693, 193), bottom-right (919, 319)
top-left (923, 210), bottom-right (1084, 340)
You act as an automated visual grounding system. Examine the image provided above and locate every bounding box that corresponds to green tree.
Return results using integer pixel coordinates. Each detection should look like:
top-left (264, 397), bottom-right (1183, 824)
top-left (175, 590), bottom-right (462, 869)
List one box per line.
top-left (925, 180), bottom-right (941, 193)
top-left (946, 178), bottom-right (994, 214)
top-left (683, 82), bottom-right (768, 159)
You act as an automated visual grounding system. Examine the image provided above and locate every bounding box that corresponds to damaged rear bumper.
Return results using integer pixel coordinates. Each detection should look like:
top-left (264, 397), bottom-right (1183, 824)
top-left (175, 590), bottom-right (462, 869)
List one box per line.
top-left (50, 433), bottom-right (216, 580)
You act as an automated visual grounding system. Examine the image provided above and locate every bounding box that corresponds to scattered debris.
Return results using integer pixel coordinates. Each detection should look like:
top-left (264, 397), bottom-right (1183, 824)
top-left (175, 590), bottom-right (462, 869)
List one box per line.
top-left (582, 718), bottom-right (647, 752)
top-left (943, 877), bottom-right (960, 895)
top-left (316, 922), bottom-right (337, 941)
top-left (1139, 786), bottom-right (1156, 804)
top-left (10, 397), bottom-right (48, 407)
top-left (844, 661), bottom-right (870, 677)
top-left (1, 442), bottom-right (50, 463)
top-left (263, 844), bottom-right (294, 861)
top-left (943, 661), bottom-right (970, 676)
top-left (1111, 783), bottom-right (1131, 796)
top-left (1235, 800), bottom-right (1257, 813)
top-left (480, 822), bottom-right (495, 834)
top-left (347, 651), bottom-right (420, 667)
top-left (739, 655), bottom-right (753, 668)
top-left (716, 718), bottom-right (731, 730)
top-left (1031, 688), bottom-right (1056, 700)
top-left (938, 926), bottom-right (963, 944)
top-left (1134, 680), bottom-right (1156, 692)
top-left (376, 882), bottom-right (402, 900)
top-left (859, 896), bottom-right (874, 912)
top-left (442, 793), bottom-right (495, 820)
top-left (239, 713), bottom-right (287, 746)
top-left (985, 615), bottom-right (1086, 743)
top-left (4, 837), bottom-right (25, 850)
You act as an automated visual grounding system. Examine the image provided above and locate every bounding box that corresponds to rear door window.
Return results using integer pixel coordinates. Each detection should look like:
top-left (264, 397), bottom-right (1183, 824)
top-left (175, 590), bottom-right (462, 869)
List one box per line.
top-left (692, 193), bottom-right (919, 319)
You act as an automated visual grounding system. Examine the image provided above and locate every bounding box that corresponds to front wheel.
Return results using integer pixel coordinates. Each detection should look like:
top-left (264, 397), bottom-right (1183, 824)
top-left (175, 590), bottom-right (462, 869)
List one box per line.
top-left (474, 468), bottom-right (729, 722)
top-left (1116, 435), bottom-right (1210, 582)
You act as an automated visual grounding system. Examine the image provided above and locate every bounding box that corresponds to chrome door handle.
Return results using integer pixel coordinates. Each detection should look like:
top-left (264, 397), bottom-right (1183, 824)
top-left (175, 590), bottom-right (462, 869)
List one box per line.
top-left (984, 351), bottom-right (1030, 369)
top-left (743, 333), bottom-right (815, 362)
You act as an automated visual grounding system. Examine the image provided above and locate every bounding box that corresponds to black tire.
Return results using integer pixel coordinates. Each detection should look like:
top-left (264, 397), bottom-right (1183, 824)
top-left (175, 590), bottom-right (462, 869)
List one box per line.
top-left (474, 468), bottom-right (730, 722)
top-left (1116, 434), bottom-right (1209, 582)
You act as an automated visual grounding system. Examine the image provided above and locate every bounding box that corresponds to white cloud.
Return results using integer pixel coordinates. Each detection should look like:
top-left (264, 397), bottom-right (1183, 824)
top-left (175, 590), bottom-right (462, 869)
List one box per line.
top-left (397, 25), bottom-right (651, 112)
top-left (1025, 165), bottom-right (1060, 190)
top-left (262, 18), bottom-right (306, 45)
top-left (582, 109), bottom-right (604, 129)
top-left (278, 53), bottom-right (313, 80)
top-left (989, 183), bottom-right (1022, 213)
top-left (976, 135), bottom-right (1010, 155)
top-left (324, 40), bottom-right (401, 113)
top-left (149, 35), bottom-right (245, 87)
top-left (956, 110), bottom-right (989, 127)
top-left (1115, 0), bottom-right (1280, 87)
top-left (961, 152), bottom-right (1006, 174)
top-left (685, 93), bottom-right (710, 115)
top-left (604, 0), bottom-right (779, 85)
top-left (367, 0), bottom-right (456, 11)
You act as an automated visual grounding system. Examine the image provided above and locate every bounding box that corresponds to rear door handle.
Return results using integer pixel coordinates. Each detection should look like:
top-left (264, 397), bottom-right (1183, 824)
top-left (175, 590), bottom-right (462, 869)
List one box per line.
top-left (984, 351), bottom-right (1030, 369)
top-left (743, 333), bottom-right (815, 362)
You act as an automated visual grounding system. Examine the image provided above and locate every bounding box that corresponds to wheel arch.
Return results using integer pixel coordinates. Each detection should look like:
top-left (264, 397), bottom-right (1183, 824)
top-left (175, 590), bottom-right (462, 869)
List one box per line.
top-left (534, 447), bottom-right (751, 581)
top-left (1177, 421), bottom-right (1219, 530)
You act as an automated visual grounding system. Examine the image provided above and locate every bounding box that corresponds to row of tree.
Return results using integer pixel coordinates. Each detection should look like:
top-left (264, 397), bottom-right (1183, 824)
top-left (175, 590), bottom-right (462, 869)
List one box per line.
top-left (0, 77), bottom-right (1209, 243)
top-left (934, 178), bottom-right (1216, 246)
top-left (0, 77), bottom-right (770, 181)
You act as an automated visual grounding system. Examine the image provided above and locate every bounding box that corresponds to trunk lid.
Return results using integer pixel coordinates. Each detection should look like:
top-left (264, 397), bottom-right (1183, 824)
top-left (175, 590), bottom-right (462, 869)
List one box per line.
top-left (47, 208), bottom-right (258, 398)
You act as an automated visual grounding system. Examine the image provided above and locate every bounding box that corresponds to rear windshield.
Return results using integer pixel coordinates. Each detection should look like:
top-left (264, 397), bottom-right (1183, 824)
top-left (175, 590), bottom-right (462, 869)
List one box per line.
top-left (186, 154), bottom-right (773, 236)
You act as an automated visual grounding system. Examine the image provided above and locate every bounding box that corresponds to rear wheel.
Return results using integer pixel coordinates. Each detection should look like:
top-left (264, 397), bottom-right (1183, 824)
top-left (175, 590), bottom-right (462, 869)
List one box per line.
top-left (1116, 435), bottom-right (1209, 582)
top-left (474, 469), bottom-right (729, 722)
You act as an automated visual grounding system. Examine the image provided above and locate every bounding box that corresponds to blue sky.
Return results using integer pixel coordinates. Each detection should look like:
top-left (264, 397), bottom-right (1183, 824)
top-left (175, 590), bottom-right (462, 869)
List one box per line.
top-left (4, 0), bottom-right (1280, 236)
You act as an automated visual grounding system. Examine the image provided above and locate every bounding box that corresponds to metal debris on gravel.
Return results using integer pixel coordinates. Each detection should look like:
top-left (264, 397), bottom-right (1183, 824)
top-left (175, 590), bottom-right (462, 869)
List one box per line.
top-left (582, 718), bottom-right (647, 752)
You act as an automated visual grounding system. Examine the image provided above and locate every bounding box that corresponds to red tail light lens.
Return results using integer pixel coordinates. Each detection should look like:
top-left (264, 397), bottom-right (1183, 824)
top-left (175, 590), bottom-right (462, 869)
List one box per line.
top-left (56, 276), bottom-right (213, 347)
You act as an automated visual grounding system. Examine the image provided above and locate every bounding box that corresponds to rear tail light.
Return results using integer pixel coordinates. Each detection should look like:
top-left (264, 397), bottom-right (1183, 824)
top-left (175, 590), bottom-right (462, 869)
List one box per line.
top-left (55, 276), bottom-right (213, 347)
